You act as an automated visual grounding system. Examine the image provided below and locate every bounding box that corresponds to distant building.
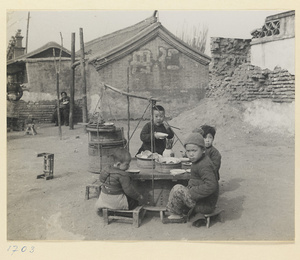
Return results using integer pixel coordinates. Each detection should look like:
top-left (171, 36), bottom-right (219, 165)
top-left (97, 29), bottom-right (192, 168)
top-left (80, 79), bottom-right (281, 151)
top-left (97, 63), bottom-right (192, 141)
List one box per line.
top-left (7, 33), bottom-right (82, 124)
top-left (7, 12), bottom-right (211, 122)
top-left (7, 39), bottom-right (75, 101)
top-left (250, 10), bottom-right (295, 74)
top-left (75, 12), bottom-right (211, 119)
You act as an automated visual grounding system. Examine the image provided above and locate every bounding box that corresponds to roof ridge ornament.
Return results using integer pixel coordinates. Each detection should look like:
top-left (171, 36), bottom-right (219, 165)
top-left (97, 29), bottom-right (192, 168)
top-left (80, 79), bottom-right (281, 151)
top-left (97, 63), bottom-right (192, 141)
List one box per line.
top-left (153, 10), bottom-right (159, 22)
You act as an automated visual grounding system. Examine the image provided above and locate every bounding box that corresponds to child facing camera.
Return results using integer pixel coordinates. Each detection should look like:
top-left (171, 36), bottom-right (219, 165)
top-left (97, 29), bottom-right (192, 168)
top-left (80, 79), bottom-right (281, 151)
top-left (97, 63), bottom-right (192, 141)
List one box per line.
top-left (164, 133), bottom-right (219, 224)
top-left (137, 105), bottom-right (174, 155)
top-left (193, 125), bottom-right (222, 180)
top-left (95, 148), bottom-right (143, 213)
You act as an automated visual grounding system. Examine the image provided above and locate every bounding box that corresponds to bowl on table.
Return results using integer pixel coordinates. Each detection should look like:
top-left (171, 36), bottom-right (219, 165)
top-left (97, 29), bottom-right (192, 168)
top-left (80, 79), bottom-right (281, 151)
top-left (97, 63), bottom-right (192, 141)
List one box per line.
top-left (170, 169), bottom-right (186, 176)
top-left (179, 157), bottom-right (190, 162)
top-left (156, 132), bottom-right (168, 139)
top-left (126, 169), bottom-right (141, 174)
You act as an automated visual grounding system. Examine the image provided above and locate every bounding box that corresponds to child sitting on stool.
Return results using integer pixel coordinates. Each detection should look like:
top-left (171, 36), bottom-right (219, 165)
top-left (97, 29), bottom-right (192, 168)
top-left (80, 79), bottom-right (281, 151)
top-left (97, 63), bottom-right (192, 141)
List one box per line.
top-left (193, 125), bottom-right (222, 180)
top-left (95, 148), bottom-right (143, 214)
top-left (164, 133), bottom-right (219, 226)
top-left (137, 105), bottom-right (174, 155)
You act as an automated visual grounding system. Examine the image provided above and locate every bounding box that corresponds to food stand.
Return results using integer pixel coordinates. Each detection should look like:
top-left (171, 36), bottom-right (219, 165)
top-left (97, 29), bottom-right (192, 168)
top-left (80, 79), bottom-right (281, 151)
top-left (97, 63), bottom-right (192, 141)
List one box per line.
top-left (88, 83), bottom-right (189, 207)
top-left (129, 158), bottom-right (190, 206)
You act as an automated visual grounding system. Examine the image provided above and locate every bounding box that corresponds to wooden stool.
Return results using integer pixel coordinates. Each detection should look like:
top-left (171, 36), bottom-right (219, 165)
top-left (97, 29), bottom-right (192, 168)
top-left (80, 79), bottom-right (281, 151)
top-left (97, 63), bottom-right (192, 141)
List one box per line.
top-left (36, 153), bottom-right (54, 180)
top-left (204, 209), bottom-right (224, 228)
top-left (85, 184), bottom-right (101, 200)
top-left (102, 206), bottom-right (144, 228)
top-left (25, 124), bottom-right (37, 135)
top-left (143, 206), bottom-right (166, 221)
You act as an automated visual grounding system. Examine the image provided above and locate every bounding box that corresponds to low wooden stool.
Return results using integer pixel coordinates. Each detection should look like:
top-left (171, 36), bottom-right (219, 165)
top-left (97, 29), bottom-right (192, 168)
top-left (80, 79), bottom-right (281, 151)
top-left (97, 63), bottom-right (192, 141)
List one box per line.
top-left (102, 206), bottom-right (144, 228)
top-left (36, 153), bottom-right (54, 180)
top-left (143, 206), bottom-right (166, 221)
top-left (85, 184), bottom-right (101, 200)
top-left (25, 123), bottom-right (37, 135)
top-left (204, 209), bottom-right (224, 228)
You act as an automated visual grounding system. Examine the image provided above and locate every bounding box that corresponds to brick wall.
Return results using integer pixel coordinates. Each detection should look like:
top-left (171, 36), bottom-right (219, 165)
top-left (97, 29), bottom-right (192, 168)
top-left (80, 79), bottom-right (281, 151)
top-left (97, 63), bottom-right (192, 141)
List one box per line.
top-left (207, 64), bottom-right (295, 103)
top-left (9, 100), bottom-right (83, 128)
top-left (207, 37), bottom-right (295, 103)
top-left (209, 37), bottom-right (251, 86)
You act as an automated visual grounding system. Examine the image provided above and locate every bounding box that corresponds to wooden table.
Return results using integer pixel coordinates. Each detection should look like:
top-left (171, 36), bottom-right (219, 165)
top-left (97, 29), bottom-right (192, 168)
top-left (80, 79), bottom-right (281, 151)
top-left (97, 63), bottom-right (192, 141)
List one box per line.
top-left (130, 159), bottom-right (191, 207)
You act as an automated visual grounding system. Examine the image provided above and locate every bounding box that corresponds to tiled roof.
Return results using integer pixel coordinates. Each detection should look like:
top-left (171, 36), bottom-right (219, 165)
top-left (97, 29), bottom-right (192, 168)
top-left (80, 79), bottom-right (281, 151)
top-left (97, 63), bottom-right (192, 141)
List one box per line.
top-left (80, 15), bottom-right (158, 58)
top-left (7, 41), bottom-right (71, 65)
top-left (74, 13), bottom-right (211, 69)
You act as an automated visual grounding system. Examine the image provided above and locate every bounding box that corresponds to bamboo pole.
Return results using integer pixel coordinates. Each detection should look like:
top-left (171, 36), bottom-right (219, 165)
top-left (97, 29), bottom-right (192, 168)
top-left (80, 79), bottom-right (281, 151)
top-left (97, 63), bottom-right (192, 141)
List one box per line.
top-left (69, 32), bottom-right (75, 130)
top-left (79, 28), bottom-right (88, 132)
top-left (104, 83), bottom-right (159, 102)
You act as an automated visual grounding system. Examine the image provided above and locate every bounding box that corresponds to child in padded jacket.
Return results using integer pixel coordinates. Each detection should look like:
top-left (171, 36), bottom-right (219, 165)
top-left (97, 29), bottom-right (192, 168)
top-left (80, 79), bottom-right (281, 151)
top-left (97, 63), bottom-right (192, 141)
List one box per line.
top-left (137, 105), bottom-right (174, 155)
top-left (165, 133), bottom-right (219, 223)
top-left (95, 148), bottom-right (143, 213)
top-left (193, 125), bottom-right (222, 180)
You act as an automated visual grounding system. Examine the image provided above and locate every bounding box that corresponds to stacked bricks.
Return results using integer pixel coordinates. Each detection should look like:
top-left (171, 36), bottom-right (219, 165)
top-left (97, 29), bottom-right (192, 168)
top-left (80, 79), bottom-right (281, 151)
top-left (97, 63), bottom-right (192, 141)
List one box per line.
top-left (11, 100), bottom-right (83, 125)
top-left (208, 63), bottom-right (295, 103)
top-left (207, 37), bottom-right (295, 103)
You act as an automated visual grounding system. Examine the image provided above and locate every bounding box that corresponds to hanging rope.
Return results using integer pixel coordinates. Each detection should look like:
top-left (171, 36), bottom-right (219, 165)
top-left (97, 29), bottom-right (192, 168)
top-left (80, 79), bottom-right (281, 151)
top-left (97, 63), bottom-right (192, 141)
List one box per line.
top-left (124, 102), bottom-right (151, 148)
top-left (103, 88), bottom-right (118, 123)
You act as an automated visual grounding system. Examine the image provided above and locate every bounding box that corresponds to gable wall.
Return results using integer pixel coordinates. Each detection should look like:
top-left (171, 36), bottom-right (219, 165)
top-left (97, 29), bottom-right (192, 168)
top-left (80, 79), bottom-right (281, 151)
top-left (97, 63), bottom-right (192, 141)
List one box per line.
top-left (87, 36), bottom-right (209, 119)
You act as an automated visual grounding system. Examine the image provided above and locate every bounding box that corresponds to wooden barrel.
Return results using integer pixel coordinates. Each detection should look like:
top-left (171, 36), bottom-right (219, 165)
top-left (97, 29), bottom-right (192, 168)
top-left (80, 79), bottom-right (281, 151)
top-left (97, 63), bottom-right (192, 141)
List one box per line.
top-left (87, 125), bottom-right (126, 173)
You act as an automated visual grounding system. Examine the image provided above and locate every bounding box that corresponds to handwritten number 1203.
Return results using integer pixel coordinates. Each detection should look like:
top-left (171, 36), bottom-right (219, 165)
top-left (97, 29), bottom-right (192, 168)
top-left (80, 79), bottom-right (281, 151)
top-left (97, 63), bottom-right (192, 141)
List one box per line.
top-left (7, 245), bottom-right (35, 255)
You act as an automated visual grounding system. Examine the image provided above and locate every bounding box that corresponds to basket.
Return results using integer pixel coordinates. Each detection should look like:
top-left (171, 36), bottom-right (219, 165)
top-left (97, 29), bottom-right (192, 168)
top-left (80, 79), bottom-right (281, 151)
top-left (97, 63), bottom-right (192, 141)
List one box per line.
top-left (136, 156), bottom-right (155, 169)
top-left (155, 158), bottom-right (182, 173)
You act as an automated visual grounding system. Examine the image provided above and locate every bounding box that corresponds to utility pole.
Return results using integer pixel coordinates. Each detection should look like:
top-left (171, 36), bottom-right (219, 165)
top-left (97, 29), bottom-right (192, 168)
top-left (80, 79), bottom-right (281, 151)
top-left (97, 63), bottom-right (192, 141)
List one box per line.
top-left (25, 12), bottom-right (30, 54)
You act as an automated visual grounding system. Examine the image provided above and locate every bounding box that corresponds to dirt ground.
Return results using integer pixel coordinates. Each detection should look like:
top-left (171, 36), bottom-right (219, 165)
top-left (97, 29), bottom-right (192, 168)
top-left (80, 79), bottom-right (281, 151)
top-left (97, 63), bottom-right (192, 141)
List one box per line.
top-left (6, 98), bottom-right (295, 241)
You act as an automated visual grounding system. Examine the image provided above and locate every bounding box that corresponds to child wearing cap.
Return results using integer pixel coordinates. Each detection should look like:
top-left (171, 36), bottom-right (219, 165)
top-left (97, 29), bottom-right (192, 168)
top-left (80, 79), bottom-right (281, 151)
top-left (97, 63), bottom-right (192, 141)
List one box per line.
top-left (95, 148), bottom-right (143, 214)
top-left (193, 125), bottom-right (222, 180)
top-left (164, 133), bottom-right (219, 225)
top-left (137, 105), bottom-right (174, 155)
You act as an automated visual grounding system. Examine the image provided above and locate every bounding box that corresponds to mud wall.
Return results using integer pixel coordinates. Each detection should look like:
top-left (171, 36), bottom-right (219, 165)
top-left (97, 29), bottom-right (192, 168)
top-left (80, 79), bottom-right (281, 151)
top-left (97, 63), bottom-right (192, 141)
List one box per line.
top-left (10, 60), bottom-right (83, 123)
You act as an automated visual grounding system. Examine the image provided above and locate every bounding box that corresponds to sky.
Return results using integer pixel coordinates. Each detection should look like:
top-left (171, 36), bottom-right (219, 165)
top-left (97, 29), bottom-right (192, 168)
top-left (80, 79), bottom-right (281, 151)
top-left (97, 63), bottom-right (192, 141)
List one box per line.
top-left (6, 10), bottom-right (284, 56)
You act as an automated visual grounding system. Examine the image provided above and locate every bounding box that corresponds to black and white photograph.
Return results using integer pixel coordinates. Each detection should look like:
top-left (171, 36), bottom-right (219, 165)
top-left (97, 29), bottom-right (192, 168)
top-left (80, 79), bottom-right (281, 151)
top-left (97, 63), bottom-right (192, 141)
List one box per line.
top-left (3, 4), bottom-right (298, 259)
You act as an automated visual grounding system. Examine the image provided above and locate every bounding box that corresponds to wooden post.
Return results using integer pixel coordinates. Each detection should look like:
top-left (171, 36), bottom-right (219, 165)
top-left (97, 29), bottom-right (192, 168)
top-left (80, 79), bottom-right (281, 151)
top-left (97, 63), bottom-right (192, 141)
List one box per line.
top-left (56, 72), bottom-right (62, 140)
top-left (69, 32), bottom-right (75, 130)
top-left (127, 67), bottom-right (130, 151)
top-left (79, 28), bottom-right (88, 132)
top-left (53, 48), bottom-right (62, 140)
top-left (25, 12), bottom-right (30, 54)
